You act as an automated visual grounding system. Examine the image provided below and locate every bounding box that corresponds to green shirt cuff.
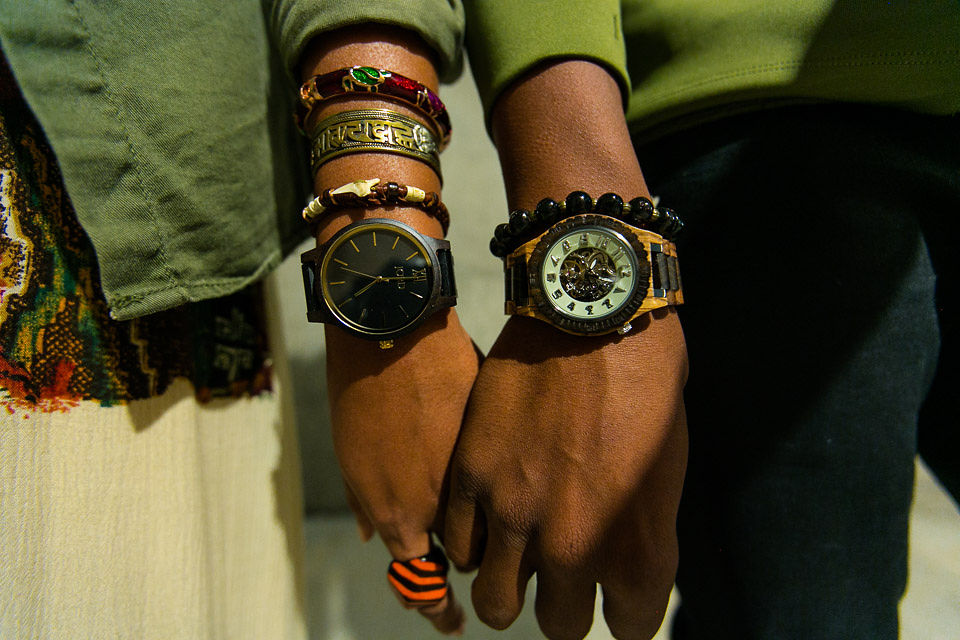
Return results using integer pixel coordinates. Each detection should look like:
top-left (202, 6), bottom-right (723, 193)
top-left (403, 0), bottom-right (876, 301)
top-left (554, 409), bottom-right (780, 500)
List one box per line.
top-left (465, 0), bottom-right (630, 123)
top-left (270, 0), bottom-right (465, 82)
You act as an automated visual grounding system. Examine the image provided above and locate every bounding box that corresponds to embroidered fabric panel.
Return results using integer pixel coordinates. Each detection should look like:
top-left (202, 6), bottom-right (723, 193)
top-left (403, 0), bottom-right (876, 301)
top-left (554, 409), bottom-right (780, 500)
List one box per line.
top-left (0, 59), bottom-right (271, 413)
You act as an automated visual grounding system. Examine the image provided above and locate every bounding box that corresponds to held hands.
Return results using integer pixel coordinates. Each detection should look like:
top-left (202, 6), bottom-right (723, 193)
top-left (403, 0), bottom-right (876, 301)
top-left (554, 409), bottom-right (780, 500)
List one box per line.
top-left (327, 305), bottom-right (687, 638)
top-left (444, 312), bottom-right (688, 640)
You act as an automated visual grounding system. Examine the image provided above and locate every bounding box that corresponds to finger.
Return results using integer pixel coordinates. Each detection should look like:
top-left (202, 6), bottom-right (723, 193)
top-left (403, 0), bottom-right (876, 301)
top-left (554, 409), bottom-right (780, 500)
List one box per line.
top-left (599, 534), bottom-right (677, 640)
top-left (381, 529), bottom-right (432, 568)
top-left (443, 465), bottom-right (486, 571)
top-left (342, 480), bottom-right (374, 542)
top-left (600, 581), bottom-right (672, 640)
top-left (470, 528), bottom-right (533, 630)
top-left (418, 588), bottom-right (466, 636)
top-left (387, 545), bottom-right (464, 634)
top-left (534, 568), bottom-right (596, 640)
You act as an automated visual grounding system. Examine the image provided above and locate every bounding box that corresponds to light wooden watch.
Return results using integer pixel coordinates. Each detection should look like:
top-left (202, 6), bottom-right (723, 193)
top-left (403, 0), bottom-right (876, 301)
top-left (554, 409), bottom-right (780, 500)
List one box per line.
top-left (503, 214), bottom-right (682, 336)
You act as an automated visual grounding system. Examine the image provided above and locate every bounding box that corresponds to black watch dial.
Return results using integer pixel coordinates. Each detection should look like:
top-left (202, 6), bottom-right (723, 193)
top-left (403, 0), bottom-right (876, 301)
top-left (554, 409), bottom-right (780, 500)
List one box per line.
top-left (529, 214), bottom-right (650, 335)
top-left (319, 221), bottom-right (434, 336)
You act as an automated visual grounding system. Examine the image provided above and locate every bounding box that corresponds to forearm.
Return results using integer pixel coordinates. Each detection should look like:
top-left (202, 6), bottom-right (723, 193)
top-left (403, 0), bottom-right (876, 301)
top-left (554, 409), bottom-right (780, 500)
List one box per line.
top-left (490, 60), bottom-right (650, 210)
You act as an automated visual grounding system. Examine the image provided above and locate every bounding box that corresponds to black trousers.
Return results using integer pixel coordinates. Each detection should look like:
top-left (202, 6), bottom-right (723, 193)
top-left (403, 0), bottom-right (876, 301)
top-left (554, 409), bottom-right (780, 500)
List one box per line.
top-left (636, 105), bottom-right (960, 639)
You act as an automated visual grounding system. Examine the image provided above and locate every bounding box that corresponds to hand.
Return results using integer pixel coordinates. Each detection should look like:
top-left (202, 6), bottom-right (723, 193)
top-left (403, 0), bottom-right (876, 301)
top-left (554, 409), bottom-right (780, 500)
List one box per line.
top-left (325, 308), bottom-right (481, 635)
top-left (444, 311), bottom-right (688, 640)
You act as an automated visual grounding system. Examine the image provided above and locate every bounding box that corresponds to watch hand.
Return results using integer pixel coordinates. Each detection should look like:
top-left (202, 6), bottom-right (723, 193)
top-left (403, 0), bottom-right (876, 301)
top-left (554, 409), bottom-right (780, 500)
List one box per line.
top-left (382, 275), bottom-right (426, 281)
top-left (354, 277), bottom-right (382, 297)
top-left (338, 266), bottom-right (379, 279)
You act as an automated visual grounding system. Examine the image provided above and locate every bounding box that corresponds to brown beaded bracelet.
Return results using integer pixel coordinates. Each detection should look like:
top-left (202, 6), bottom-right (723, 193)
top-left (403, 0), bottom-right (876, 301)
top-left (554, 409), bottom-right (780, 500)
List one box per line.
top-left (302, 178), bottom-right (449, 236)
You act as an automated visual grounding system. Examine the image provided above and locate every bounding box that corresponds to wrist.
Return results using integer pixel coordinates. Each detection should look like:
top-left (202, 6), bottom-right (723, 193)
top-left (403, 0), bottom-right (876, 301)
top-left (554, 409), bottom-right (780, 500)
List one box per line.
top-left (491, 60), bottom-right (649, 210)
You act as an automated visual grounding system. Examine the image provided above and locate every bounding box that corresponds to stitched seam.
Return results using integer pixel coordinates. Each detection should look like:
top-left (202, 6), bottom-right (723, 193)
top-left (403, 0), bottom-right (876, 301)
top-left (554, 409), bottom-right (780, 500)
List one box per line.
top-left (67, 0), bottom-right (184, 294)
top-left (647, 52), bottom-right (960, 103)
top-left (110, 249), bottom-right (282, 309)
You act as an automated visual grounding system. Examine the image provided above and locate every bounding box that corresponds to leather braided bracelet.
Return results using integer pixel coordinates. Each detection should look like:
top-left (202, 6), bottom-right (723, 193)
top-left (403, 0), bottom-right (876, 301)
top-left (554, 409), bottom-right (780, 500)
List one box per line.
top-left (489, 191), bottom-right (684, 257)
top-left (302, 178), bottom-right (450, 236)
top-left (297, 66), bottom-right (451, 149)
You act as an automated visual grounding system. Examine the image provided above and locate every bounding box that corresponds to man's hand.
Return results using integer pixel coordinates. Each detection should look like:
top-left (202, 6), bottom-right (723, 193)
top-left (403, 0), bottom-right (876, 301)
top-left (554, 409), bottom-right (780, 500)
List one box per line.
top-left (444, 311), bottom-right (688, 640)
top-left (325, 309), bottom-right (480, 635)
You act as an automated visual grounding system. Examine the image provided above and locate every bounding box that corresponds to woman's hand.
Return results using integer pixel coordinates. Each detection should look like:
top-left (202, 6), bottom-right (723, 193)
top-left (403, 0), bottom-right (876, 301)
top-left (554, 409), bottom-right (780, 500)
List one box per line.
top-left (325, 308), bottom-right (480, 634)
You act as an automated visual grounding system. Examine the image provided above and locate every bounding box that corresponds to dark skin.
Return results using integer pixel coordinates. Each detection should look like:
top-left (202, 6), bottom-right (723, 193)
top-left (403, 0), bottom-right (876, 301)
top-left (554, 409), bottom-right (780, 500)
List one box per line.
top-left (303, 27), bottom-right (687, 639)
top-left (302, 26), bottom-right (476, 635)
top-left (442, 61), bottom-right (689, 640)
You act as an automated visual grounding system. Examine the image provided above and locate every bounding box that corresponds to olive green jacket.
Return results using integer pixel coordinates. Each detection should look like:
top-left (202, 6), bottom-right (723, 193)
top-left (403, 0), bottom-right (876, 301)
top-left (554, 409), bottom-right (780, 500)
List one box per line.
top-left (3, 0), bottom-right (957, 318)
top-left (0, 0), bottom-right (464, 319)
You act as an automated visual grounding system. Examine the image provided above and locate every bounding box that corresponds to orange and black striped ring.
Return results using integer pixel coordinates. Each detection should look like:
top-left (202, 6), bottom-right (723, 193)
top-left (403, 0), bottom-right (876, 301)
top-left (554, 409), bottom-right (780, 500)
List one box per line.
top-left (387, 545), bottom-right (450, 607)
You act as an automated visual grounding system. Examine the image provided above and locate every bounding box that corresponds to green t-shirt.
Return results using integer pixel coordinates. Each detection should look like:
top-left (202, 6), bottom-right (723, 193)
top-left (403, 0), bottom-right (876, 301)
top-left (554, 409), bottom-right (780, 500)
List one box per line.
top-left (466, 0), bottom-right (960, 142)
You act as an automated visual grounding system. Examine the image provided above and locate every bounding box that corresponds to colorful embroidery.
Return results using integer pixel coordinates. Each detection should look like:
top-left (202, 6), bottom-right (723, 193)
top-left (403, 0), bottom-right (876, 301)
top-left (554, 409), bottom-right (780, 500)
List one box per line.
top-left (0, 59), bottom-right (271, 413)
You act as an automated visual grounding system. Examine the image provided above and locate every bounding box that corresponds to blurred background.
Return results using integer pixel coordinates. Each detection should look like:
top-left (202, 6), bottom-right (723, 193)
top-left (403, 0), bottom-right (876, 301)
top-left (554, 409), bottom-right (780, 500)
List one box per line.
top-left (266, 64), bottom-right (960, 640)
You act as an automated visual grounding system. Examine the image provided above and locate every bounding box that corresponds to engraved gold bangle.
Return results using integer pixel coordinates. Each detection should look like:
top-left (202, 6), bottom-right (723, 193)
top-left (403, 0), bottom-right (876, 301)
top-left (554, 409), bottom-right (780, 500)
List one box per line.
top-left (302, 178), bottom-right (450, 236)
top-left (309, 109), bottom-right (441, 179)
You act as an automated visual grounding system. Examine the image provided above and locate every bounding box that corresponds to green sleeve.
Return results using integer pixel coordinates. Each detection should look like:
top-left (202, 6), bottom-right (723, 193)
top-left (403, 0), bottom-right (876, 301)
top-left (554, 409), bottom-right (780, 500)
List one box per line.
top-left (464, 0), bottom-right (630, 121)
top-left (269, 0), bottom-right (465, 82)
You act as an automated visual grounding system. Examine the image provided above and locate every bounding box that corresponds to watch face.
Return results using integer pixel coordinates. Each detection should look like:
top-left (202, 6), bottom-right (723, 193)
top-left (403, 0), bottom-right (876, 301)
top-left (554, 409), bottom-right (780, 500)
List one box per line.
top-left (529, 215), bottom-right (650, 335)
top-left (319, 221), bottom-right (435, 336)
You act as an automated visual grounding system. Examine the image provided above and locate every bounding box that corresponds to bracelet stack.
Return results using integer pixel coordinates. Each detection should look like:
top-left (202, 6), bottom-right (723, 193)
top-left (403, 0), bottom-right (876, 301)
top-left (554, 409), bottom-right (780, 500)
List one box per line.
top-left (297, 66), bottom-right (451, 231)
top-left (302, 178), bottom-right (449, 235)
top-left (489, 191), bottom-right (684, 257)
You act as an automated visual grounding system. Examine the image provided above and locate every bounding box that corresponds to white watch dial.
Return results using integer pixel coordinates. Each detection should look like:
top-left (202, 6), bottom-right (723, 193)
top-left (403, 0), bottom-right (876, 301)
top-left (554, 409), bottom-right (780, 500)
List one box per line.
top-left (540, 226), bottom-right (638, 320)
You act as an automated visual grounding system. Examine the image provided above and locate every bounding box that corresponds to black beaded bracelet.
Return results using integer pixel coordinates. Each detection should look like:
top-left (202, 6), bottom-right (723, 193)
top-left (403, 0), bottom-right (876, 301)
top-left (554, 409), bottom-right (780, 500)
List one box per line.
top-left (488, 191), bottom-right (684, 258)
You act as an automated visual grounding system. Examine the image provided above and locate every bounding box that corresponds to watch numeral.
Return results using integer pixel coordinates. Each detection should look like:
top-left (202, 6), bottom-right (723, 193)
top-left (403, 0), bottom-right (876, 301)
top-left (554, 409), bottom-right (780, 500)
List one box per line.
top-left (398, 304), bottom-right (409, 318)
top-left (552, 289), bottom-right (563, 300)
top-left (360, 308), bottom-right (369, 321)
top-left (585, 305), bottom-right (594, 315)
top-left (561, 239), bottom-right (571, 252)
top-left (545, 273), bottom-right (557, 282)
top-left (328, 281), bottom-right (345, 285)
top-left (598, 238), bottom-right (609, 250)
top-left (334, 258), bottom-right (348, 266)
top-left (372, 232), bottom-right (377, 247)
top-left (391, 236), bottom-right (400, 250)
top-left (412, 268), bottom-right (427, 282)
top-left (405, 251), bottom-right (419, 261)
top-left (618, 266), bottom-right (632, 278)
top-left (350, 239), bottom-right (360, 253)
top-left (602, 299), bottom-right (613, 309)
top-left (614, 286), bottom-right (627, 294)
top-left (579, 233), bottom-right (589, 247)
top-left (610, 247), bottom-right (624, 260)
top-left (566, 301), bottom-right (576, 312)
top-left (551, 255), bottom-right (560, 267)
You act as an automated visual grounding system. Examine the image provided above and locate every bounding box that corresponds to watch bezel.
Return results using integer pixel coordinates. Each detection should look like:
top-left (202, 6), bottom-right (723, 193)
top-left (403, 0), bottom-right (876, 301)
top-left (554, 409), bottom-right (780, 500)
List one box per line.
top-left (312, 218), bottom-right (445, 340)
top-left (527, 214), bottom-right (650, 335)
